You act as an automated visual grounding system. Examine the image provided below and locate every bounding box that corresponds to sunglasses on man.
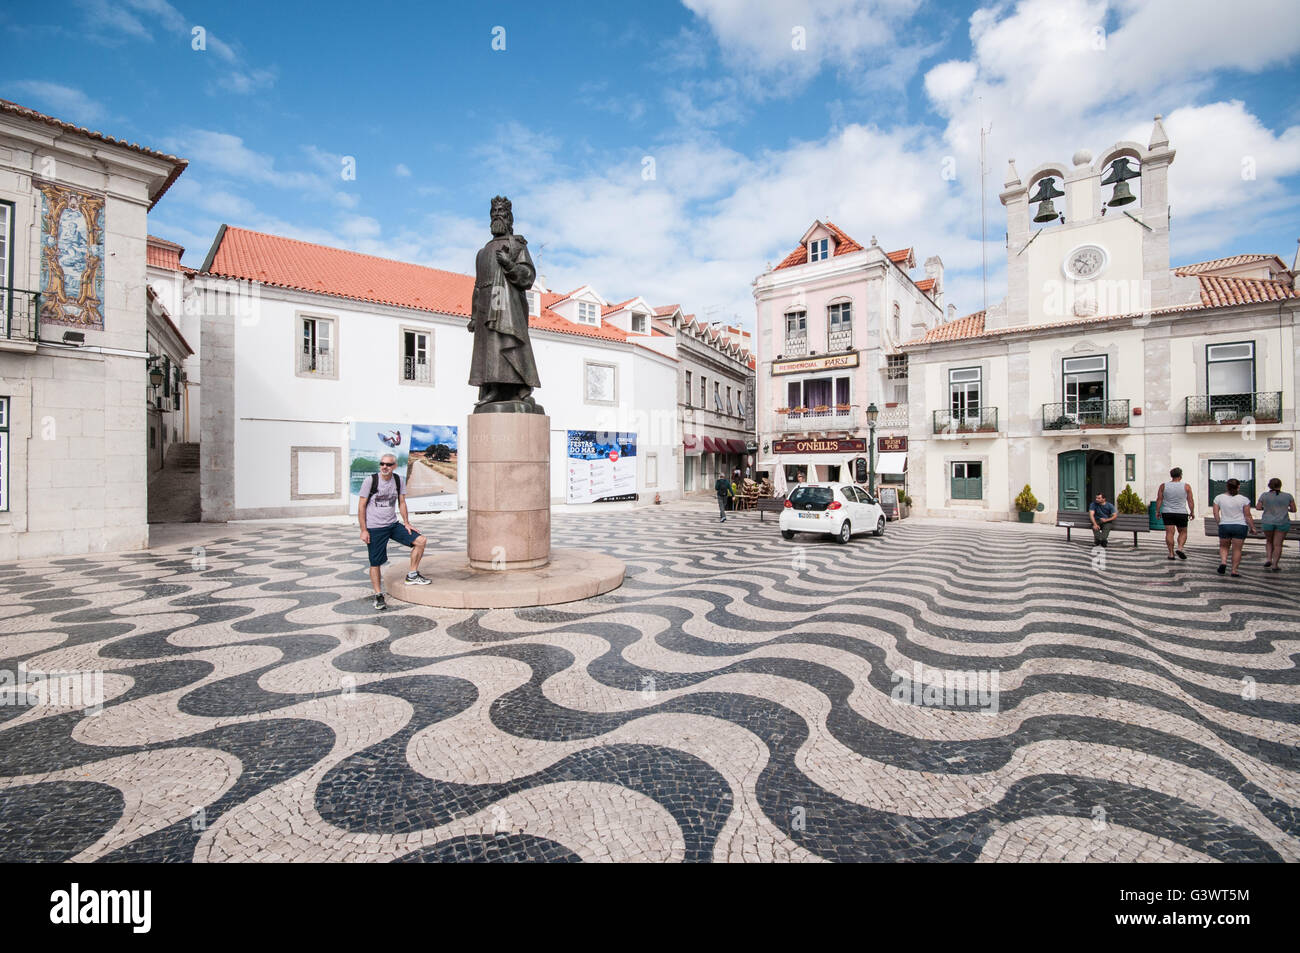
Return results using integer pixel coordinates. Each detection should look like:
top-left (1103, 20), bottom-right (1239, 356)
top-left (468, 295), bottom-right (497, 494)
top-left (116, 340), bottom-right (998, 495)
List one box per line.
top-left (379, 462), bottom-right (395, 468)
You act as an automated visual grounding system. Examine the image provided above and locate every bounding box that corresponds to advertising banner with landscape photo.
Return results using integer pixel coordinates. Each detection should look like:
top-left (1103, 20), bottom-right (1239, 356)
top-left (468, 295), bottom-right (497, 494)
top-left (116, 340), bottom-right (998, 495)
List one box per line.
top-left (406, 423), bottom-right (459, 511)
top-left (348, 421), bottom-right (461, 515)
top-left (566, 430), bottom-right (637, 504)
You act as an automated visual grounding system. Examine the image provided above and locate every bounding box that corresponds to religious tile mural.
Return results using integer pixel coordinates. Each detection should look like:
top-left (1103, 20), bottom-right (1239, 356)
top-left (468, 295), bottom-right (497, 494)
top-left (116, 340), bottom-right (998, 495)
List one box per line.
top-left (35, 179), bottom-right (106, 330)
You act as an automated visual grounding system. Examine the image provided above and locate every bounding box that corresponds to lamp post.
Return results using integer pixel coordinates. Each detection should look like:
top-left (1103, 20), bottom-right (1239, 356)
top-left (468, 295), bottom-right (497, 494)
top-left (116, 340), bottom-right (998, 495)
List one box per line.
top-left (865, 402), bottom-right (879, 495)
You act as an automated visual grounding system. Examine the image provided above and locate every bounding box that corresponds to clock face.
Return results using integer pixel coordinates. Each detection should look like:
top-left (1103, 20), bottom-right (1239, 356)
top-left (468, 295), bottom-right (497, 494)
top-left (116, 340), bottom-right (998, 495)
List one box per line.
top-left (1065, 244), bottom-right (1107, 280)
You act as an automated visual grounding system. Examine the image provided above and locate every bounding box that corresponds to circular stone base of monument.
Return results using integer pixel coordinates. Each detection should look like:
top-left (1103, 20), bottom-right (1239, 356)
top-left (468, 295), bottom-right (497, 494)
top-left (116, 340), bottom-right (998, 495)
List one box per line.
top-left (383, 548), bottom-right (625, 609)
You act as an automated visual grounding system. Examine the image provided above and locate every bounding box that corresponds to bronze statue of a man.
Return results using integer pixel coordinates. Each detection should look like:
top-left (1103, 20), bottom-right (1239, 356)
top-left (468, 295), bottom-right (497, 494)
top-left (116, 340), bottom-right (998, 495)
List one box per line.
top-left (468, 196), bottom-right (543, 412)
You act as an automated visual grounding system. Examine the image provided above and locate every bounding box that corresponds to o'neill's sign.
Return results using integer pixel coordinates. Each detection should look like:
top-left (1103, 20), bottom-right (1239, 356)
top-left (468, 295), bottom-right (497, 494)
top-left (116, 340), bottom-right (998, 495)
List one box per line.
top-left (772, 351), bottom-right (859, 375)
top-left (772, 438), bottom-right (867, 454)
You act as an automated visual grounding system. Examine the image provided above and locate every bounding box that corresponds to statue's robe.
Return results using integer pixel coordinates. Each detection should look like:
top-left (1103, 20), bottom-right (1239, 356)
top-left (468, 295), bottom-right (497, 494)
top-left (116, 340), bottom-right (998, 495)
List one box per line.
top-left (468, 233), bottom-right (541, 390)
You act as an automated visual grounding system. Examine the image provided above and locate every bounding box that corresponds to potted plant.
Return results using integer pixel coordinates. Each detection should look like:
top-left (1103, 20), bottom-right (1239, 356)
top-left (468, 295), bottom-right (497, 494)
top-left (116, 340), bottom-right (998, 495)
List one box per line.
top-left (1014, 485), bottom-right (1038, 522)
top-left (790, 405), bottom-right (808, 417)
top-left (899, 492), bottom-right (912, 519)
top-left (1116, 484), bottom-right (1145, 515)
top-left (835, 402), bottom-right (851, 413)
top-left (813, 404), bottom-right (830, 413)
top-left (775, 406), bottom-right (790, 415)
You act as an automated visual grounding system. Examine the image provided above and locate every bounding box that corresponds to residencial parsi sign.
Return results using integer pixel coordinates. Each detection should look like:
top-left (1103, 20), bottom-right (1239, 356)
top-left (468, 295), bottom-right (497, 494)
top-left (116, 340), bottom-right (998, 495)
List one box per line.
top-left (771, 352), bottom-right (859, 375)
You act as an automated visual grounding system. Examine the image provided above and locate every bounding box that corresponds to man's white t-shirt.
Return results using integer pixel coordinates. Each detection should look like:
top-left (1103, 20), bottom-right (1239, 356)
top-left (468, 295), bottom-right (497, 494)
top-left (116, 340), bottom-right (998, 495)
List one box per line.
top-left (1213, 493), bottom-right (1251, 526)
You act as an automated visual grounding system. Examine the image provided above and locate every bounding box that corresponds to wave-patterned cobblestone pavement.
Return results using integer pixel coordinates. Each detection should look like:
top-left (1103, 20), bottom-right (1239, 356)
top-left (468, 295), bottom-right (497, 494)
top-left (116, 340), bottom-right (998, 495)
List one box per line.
top-left (1, 510), bottom-right (1297, 862)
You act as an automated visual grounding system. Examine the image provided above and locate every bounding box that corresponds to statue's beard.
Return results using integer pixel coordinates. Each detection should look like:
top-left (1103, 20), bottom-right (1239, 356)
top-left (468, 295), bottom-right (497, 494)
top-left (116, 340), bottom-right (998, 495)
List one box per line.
top-left (490, 216), bottom-right (509, 236)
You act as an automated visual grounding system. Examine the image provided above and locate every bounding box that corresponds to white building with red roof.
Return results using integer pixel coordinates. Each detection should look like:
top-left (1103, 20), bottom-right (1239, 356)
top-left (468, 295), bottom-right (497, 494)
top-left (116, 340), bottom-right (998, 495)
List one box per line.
top-left (0, 99), bottom-right (187, 559)
top-left (751, 219), bottom-right (945, 490)
top-left (192, 224), bottom-right (682, 518)
top-left (901, 118), bottom-right (1300, 523)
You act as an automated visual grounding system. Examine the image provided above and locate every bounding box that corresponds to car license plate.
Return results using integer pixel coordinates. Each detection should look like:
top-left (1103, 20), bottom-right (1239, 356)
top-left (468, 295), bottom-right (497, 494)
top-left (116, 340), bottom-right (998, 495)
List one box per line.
top-left (797, 512), bottom-right (820, 519)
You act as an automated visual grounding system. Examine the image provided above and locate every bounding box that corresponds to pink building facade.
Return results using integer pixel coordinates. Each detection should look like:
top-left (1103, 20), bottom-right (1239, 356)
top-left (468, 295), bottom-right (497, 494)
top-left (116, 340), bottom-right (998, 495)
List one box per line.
top-left (752, 221), bottom-right (945, 489)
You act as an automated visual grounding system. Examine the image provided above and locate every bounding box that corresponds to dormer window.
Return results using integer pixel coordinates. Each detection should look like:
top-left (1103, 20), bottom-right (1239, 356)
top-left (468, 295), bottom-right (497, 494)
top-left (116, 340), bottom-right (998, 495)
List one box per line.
top-left (577, 301), bottom-right (598, 325)
top-left (631, 312), bottom-right (647, 334)
top-left (809, 237), bottom-right (829, 262)
top-left (526, 291), bottom-right (539, 316)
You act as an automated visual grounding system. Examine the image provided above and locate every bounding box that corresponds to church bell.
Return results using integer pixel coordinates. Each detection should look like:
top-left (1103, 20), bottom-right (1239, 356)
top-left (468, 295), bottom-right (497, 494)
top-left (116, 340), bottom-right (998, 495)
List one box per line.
top-left (1029, 176), bottom-right (1065, 224)
top-left (1100, 157), bottom-right (1139, 207)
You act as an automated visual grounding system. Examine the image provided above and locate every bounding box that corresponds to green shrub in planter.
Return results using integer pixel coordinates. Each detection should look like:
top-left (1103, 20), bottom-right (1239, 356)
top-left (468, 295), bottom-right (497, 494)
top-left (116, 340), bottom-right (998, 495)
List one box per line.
top-left (1116, 484), bottom-right (1145, 514)
top-left (1014, 485), bottom-right (1038, 511)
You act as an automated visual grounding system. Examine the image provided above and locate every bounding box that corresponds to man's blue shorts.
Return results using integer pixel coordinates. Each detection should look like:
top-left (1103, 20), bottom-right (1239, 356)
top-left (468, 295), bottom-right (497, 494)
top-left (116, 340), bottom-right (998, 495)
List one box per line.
top-left (367, 522), bottom-right (422, 567)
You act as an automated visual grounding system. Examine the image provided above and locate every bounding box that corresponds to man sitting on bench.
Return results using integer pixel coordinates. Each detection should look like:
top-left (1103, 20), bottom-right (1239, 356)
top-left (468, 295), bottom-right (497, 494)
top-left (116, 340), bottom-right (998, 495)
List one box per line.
top-left (1089, 492), bottom-right (1118, 548)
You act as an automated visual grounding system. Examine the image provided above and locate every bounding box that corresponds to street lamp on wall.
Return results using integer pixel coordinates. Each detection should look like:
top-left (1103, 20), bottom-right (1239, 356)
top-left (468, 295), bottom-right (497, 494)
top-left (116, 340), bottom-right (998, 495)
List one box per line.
top-left (147, 356), bottom-right (164, 389)
top-left (865, 402), bottom-right (880, 495)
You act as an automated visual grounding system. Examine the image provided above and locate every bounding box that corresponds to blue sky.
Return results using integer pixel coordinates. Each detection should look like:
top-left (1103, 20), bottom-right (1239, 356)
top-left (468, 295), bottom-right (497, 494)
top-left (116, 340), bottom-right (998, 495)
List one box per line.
top-left (4, 0), bottom-right (1299, 328)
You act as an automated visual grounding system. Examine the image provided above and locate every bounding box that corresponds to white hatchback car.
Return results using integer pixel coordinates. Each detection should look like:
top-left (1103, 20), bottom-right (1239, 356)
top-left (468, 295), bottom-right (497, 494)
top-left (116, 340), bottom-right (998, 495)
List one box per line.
top-left (779, 482), bottom-right (886, 544)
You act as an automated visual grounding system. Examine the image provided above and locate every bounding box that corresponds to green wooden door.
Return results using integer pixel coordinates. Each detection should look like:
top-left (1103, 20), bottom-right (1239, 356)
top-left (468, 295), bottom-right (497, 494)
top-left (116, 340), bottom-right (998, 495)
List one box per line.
top-left (1058, 451), bottom-right (1086, 511)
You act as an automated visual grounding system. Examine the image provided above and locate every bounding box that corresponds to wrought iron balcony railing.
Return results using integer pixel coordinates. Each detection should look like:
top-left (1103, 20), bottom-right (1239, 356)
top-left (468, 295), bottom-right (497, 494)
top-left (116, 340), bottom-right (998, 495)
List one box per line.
top-left (777, 405), bottom-right (855, 431)
top-left (783, 334), bottom-right (807, 357)
top-left (1185, 392), bottom-right (1282, 426)
top-left (828, 327), bottom-right (853, 351)
top-left (1042, 399), bottom-right (1130, 430)
top-left (933, 407), bottom-right (998, 434)
top-left (1, 287), bottom-right (40, 343)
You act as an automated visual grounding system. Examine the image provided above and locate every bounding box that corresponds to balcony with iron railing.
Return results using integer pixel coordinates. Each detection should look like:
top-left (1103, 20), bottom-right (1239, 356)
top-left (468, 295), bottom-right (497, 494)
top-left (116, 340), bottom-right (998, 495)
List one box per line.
top-left (933, 407), bottom-right (999, 435)
top-left (876, 404), bottom-right (909, 430)
top-left (1041, 399), bottom-right (1131, 430)
top-left (1185, 392), bottom-right (1282, 426)
top-left (776, 404), bottom-right (856, 432)
top-left (827, 326), bottom-right (853, 352)
top-left (298, 346), bottom-right (334, 376)
top-left (783, 333), bottom-right (808, 357)
top-left (1, 287), bottom-right (40, 350)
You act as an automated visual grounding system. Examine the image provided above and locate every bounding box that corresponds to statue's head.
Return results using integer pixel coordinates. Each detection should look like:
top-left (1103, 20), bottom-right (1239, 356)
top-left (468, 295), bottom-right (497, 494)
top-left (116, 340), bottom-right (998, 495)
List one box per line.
top-left (490, 196), bottom-right (513, 236)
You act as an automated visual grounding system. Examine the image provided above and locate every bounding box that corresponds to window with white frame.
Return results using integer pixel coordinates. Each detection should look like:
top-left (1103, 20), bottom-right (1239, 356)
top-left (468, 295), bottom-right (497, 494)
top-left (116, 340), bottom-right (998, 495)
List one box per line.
top-left (809, 237), bottom-right (829, 262)
top-left (0, 396), bottom-right (8, 511)
top-left (584, 361), bottom-right (617, 404)
top-left (714, 381), bottom-right (722, 412)
top-left (892, 302), bottom-right (901, 341)
top-left (402, 328), bottom-right (432, 384)
top-left (0, 201), bottom-right (11, 321)
top-left (827, 300), bottom-right (852, 349)
top-left (1062, 355), bottom-right (1106, 417)
top-left (699, 376), bottom-right (706, 407)
top-left (526, 290), bottom-right (539, 315)
top-left (1206, 341), bottom-right (1255, 412)
top-left (298, 314), bottom-right (336, 377)
top-left (631, 312), bottom-right (647, 333)
top-left (785, 375), bottom-right (851, 413)
top-left (1209, 459), bottom-right (1255, 504)
top-left (949, 367), bottom-right (981, 420)
top-left (577, 301), bottom-right (599, 325)
top-left (684, 370), bottom-right (692, 404)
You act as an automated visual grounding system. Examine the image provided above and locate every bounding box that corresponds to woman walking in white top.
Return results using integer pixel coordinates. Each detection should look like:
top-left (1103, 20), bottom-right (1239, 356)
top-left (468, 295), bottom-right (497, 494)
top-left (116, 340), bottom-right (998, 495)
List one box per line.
top-left (1155, 467), bottom-right (1194, 561)
top-left (1212, 478), bottom-right (1256, 577)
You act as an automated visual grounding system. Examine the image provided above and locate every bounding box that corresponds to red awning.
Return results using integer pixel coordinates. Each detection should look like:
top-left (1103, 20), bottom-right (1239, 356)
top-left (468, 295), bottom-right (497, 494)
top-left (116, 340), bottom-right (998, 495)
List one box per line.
top-left (683, 434), bottom-right (702, 455)
top-left (702, 436), bottom-right (720, 453)
top-left (726, 438), bottom-right (748, 453)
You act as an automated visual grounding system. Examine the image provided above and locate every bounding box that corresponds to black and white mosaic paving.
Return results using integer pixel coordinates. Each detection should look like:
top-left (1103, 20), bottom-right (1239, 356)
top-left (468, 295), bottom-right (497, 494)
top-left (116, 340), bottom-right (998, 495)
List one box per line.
top-left (1, 507), bottom-right (1297, 862)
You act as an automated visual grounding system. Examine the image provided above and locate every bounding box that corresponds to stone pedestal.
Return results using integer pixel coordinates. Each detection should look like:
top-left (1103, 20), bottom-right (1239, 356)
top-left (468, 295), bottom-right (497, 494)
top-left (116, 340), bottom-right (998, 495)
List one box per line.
top-left (467, 412), bottom-right (550, 570)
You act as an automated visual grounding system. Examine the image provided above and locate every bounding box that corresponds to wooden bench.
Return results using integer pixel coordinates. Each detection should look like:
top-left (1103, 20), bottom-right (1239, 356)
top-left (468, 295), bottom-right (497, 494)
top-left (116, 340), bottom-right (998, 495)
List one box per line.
top-left (1056, 510), bottom-right (1150, 547)
top-left (756, 497), bottom-right (787, 522)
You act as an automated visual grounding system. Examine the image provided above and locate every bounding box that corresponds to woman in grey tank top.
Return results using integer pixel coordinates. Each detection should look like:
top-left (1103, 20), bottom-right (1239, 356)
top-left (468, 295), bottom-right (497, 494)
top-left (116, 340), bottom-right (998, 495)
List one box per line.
top-left (1155, 468), bottom-right (1194, 560)
top-left (1258, 477), bottom-right (1296, 570)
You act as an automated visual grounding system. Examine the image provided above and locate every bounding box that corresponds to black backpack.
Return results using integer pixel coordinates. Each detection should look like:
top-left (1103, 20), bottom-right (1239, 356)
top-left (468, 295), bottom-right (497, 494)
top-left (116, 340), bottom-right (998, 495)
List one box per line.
top-left (366, 472), bottom-right (401, 508)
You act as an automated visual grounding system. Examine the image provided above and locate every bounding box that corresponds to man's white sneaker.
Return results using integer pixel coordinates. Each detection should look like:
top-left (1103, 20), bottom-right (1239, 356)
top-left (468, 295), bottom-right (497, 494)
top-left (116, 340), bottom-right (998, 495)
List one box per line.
top-left (405, 572), bottom-right (432, 586)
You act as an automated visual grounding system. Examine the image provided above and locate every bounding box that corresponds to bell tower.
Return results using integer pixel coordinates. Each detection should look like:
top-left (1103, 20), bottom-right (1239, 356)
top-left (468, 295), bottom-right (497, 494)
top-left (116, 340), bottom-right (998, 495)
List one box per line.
top-left (989, 116), bottom-right (1186, 331)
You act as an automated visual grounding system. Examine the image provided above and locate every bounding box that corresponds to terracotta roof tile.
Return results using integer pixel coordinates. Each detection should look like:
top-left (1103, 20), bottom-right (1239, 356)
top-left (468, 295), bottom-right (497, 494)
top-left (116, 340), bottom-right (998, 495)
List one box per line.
top-left (903, 271), bottom-right (1299, 348)
top-left (772, 221), bottom-right (864, 271)
top-left (1, 99), bottom-right (187, 207)
top-left (1173, 254), bottom-right (1287, 276)
top-left (602, 297), bottom-right (635, 315)
top-left (146, 235), bottom-right (191, 272)
top-left (886, 247), bottom-right (914, 266)
top-left (914, 277), bottom-right (936, 292)
top-left (206, 226), bottom-right (630, 343)
top-left (653, 304), bottom-right (681, 315)
top-left (910, 310), bottom-right (985, 344)
top-left (1193, 273), bottom-right (1298, 307)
